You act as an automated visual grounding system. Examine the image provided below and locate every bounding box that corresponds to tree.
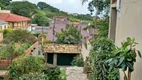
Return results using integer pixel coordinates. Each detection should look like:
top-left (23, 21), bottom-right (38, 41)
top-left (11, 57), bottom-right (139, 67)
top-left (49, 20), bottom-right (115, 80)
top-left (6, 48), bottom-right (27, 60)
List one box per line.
top-left (9, 56), bottom-right (44, 79)
top-left (4, 29), bottom-right (36, 43)
top-left (8, 1), bottom-right (37, 18)
top-left (37, 2), bottom-right (49, 10)
top-left (56, 25), bottom-right (82, 44)
top-left (32, 13), bottom-right (49, 26)
top-left (0, 0), bottom-right (11, 6)
top-left (82, 0), bottom-right (110, 16)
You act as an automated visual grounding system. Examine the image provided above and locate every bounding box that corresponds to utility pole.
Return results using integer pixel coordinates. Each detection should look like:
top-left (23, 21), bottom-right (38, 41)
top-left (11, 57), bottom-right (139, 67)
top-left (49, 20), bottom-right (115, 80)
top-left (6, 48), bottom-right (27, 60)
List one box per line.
top-left (53, 17), bottom-right (56, 43)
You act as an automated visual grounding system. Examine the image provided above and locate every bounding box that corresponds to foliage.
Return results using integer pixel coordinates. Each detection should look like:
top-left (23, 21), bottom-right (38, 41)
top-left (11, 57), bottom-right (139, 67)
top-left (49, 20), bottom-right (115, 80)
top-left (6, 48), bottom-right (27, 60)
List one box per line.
top-left (56, 25), bottom-right (82, 44)
top-left (43, 64), bottom-right (61, 80)
top-left (107, 37), bottom-right (141, 80)
top-left (90, 38), bottom-right (119, 80)
top-left (43, 40), bottom-right (52, 46)
top-left (37, 2), bottom-right (59, 12)
top-left (82, 0), bottom-right (110, 16)
top-left (71, 55), bottom-right (84, 67)
top-left (9, 56), bottom-right (44, 79)
top-left (14, 42), bottom-right (32, 56)
top-left (0, 42), bottom-right (15, 58)
top-left (19, 72), bottom-right (49, 80)
top-left (2, 28), bottom-right (12, 38)
top-left (60, 69), bottom-right (67, 80)
top-left (32, 13), bottom-right (49, 26)
top-left (7, 1), bottom-right (37, 18)
top-left (4, 29), bottom-right (36, 44)
top-left (0, 0), bottom-right (11, 6)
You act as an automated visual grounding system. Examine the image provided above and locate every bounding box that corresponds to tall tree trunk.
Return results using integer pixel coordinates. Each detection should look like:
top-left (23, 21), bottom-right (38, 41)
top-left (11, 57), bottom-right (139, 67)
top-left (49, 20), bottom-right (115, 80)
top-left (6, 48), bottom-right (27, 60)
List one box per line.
top-left (128, 69), bottom-right (132, 80)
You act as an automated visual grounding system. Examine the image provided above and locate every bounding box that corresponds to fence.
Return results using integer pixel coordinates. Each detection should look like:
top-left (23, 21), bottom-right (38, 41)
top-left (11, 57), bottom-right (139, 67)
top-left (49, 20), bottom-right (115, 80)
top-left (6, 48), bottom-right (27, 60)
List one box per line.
top-left (0, 59), bottom-right (11, 70)
top-left (25, 41), bottom-right (39, 55)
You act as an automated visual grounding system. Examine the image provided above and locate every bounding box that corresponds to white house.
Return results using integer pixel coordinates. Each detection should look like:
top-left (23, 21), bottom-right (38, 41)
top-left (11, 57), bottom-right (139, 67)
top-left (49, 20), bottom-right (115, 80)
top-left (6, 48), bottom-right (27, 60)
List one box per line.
top-left (0, 20), bottom-right (8, 30)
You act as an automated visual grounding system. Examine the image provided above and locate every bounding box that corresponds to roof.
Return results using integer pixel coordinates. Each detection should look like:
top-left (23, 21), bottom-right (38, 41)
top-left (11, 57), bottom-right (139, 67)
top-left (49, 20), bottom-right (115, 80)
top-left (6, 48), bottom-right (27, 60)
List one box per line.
top-left (0, 13), bottom-right (31, 22)
top-left (44, 44), bottom-right (82, 54)
top-left (0, 20), bottom-right (8, 25)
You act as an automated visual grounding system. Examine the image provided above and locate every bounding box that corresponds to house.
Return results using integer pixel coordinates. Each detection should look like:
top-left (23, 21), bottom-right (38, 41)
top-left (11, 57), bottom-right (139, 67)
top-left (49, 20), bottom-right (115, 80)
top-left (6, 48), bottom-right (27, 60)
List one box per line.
top-left (0, 10), bottom-right (31, 29)
top-left (44, 44), bottom-right (82, 65)
top-left (46, 17), bottom-right (90, 42)
top-left (0, 20), bottom-right (8, 30)
top-left (109, 0), bottom-right (142, 80)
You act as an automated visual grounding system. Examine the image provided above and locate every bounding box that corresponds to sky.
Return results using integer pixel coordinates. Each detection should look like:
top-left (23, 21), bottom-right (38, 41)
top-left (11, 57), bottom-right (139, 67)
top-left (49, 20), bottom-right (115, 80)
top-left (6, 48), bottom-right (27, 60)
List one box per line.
top-left (12, 0), bottom-right (91, 14)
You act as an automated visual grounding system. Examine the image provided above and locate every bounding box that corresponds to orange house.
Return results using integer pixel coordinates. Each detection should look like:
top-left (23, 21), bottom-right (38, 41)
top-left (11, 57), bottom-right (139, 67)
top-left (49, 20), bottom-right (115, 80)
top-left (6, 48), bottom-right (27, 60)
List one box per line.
top-left (0, 13), bottom-right (31, 29)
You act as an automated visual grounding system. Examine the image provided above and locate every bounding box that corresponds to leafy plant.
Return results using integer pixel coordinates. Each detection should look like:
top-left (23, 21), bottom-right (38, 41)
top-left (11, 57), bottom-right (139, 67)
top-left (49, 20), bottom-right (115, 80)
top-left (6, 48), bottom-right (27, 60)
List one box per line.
top-left (107, 37), bottom-right (141, 80)
top-left (9, 56), bottom-right (44, 79)
top-left (19, 72), bottom-right (49, 80)
top-left (90, 37), bottom-right (119, 80)
top-left (4, 29), bottom-right (36, 44)
top-left (43, 64), bottom-right (61, 80)
top-left (56, 25), bottom-right (82, 44)
top-left (71, 55), bottom-right (84, 67)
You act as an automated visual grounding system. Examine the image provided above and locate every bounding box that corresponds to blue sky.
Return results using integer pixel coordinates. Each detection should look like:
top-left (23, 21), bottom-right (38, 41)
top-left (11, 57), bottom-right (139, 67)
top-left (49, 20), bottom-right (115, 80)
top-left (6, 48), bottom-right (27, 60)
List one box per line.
top-left (12, 0), bottom-right (91, 14)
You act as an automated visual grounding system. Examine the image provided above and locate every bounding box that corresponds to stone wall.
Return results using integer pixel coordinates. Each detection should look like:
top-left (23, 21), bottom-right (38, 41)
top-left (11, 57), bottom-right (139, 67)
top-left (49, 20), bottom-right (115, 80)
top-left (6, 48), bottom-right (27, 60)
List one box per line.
top-left (44, 44), bottom-right (82, 54)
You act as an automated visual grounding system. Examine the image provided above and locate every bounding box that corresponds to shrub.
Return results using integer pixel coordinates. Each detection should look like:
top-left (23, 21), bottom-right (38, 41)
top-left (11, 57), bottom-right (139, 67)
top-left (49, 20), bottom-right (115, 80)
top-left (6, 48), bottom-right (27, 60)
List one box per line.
top-left (71, 55), bottom-right (84, 67)
top-left (9, 56), bottom-right (44, 79)
top-left (4, 29), bottom-right (36, 43)
top-left (19, 72), bottom-right (49, 80)
top-left (43, 64), bottom-right (61, 80)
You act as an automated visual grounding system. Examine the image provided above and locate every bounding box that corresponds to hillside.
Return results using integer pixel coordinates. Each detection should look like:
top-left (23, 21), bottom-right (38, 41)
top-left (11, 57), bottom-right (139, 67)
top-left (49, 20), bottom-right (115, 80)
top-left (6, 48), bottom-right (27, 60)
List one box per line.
top-left (0, 1), bottom-right (93, 25)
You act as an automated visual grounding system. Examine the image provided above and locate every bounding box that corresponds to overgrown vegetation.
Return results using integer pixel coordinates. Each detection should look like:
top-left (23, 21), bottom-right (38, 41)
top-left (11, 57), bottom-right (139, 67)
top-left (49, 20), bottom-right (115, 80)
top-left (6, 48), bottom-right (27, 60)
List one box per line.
top-left (56, 25), bottom-right (82, 44)
top-left (71, 55), bottom-right (84, 67)
top-left (4, 29), bottom-right (36, 44)
top-left (9, 56), bottom-right (44, 79)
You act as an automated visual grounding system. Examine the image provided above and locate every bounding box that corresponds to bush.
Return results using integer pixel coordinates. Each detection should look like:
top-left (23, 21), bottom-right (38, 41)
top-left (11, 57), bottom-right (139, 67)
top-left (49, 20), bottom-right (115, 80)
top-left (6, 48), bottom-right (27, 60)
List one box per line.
top-left (19, 72), bottom-right (49, 80)
top-left (71, 55), bottom-right (84, 67)
top-left (4, 29), bottom-right (37, 43)
top-left (9, 56), bottom-right (44, 79)
top-left (43, 64), bottom-right (61, 80)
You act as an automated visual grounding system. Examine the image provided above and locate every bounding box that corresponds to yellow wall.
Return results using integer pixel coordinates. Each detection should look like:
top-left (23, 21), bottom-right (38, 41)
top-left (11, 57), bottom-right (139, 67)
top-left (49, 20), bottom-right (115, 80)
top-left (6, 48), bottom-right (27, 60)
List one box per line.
top-left (8, 21), bottom-right (30, 29)
top-left (109, 0), bottom-right (142, 80)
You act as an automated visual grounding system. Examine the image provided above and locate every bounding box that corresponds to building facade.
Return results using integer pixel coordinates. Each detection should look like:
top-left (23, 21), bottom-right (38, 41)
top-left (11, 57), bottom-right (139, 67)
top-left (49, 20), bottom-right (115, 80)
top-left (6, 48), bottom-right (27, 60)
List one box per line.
top-left (109, 0), bottom-right (142, 80)
top-left (0, 10), bottom-right (31, 29)
top-left (0, 20), bottom-right (8, 30)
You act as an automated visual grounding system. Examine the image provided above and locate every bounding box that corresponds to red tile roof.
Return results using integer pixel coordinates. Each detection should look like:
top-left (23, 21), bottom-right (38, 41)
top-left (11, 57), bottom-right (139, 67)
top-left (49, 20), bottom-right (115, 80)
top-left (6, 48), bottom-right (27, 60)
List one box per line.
top-left (0, 13), bottom-right (31, 22)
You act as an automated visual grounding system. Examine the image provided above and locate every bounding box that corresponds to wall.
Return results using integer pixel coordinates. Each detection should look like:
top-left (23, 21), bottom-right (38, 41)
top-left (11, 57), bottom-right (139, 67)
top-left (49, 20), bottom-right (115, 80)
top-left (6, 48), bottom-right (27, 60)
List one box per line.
top-left (0, 24), bottom-right (8, 30)
top-left (0, 33), bottom-right (3, 42)
top-left (81, 41), bottom-right (91, 61)
top-left (111, 0), bottom-right (142, 80)
top-left (8, 21), bottom-right (29, 29)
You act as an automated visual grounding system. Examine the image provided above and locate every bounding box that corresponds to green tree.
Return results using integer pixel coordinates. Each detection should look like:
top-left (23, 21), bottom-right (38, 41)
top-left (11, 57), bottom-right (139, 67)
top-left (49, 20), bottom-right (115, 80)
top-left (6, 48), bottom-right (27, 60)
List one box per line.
top-left (8, 1), bottom-right (37, 18)
top-left (4, 29), bottom-right (36, 43)
top-left (9, 56), bottom-right (44, 79)
top-left (32, 13), bottom-right (49, 26)
top-left (37, 2), bottom-right (49, 10)
top-left (56, 25), bottom-right (82, 44)
top-left (0, 0), bottom-right (11, 6)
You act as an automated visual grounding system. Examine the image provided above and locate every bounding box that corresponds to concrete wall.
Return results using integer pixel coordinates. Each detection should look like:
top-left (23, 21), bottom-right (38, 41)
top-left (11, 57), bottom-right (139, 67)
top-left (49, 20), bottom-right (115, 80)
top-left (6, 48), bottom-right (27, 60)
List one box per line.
top-left (0, 24), bottom-right (8, 30)
top-left (82, 41), bottom-right (91, 61)
top-left (110, 0), bottom-right (142, 80)
top-left (0, 33), bottom-right (3, 42)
